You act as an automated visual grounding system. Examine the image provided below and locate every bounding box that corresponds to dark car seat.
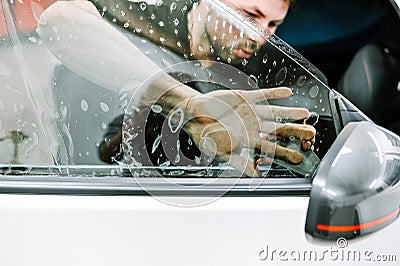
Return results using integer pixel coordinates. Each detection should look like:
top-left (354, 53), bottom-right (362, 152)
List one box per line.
top-left (337, 42), bottom-right (400, 134)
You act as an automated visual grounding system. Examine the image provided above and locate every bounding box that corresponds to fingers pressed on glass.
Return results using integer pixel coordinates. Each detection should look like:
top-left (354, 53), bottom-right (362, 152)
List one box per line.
top-left (254, 105), bottom-right (309, 121)
top-left (274, 123), bottom-right (316, 141)
top-left (301, 139), bottom-right (315, 151)
top-left (275, 144), bottom-right (303, 164)
top-left (235, 87), bottom-right (292, 103)
top-left (256, 139), bottom-right (303, 164)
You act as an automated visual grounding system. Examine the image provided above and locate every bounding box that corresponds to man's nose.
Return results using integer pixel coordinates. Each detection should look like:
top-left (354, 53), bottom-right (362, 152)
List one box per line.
top-left (250, 23), bottom-right (274, 45)
top-left (259, 19), bottom-right (278, 36)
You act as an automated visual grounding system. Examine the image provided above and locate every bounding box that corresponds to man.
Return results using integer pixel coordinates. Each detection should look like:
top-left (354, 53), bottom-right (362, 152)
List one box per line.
top-left (38, 0), bottom-right (314, 177)
top-left (88, 0), bottom-right (291, 63)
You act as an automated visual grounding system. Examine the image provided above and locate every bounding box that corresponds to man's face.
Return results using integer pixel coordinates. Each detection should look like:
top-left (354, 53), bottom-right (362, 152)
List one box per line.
top-left (205, 0), bottom-right (289, 63)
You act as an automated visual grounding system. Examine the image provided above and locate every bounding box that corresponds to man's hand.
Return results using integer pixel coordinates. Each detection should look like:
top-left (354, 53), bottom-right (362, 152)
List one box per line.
top-left (181, 87), bottom-right (316, 177)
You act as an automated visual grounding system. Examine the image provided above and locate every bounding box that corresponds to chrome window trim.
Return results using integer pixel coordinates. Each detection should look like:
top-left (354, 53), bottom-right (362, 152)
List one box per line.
top-left (0, 165), bottom-right (312, 196)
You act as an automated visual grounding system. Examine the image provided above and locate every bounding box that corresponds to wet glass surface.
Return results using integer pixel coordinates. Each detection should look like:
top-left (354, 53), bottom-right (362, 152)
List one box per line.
top-left (0, 0), bottom-right (338, 179)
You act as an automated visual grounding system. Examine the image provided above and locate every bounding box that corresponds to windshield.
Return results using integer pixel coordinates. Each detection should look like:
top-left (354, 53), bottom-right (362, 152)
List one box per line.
top-left (0, 0), bottom-right (338, 179)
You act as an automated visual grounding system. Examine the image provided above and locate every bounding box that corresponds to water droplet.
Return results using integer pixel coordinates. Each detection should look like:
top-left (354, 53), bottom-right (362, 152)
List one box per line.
top-left (173, 18), bottom-right (179, 26)
top-left (272, 61), bottom-right (277, 67)
top-left (160, 160), bottom-right (171, 167)
top-left (174, 140), bottom-right (181, 163)
top-left (152, 134), bottom-right (162, 154)
top-left (192, 65), bottom-right (211, 81)
top-left (80, 99), bottom-right (88, 112)
top-left (248, 75), bottom-right (258, 88)
top-left (158, 21), bottom-right (164, 27)
top-left (24, 132), bottom-right (40, 158)
top-left (150, 13), bottom-right (156, 20)
top-left (174, 153), bottom-right (181, 164)
top-left (123, 22), bottom-right (129, 28)
top-left (188, 104), bottom-right (195, 113)
top-left (101, 122), bottom-right (107, 129)
top-left (225, 24), bottom-right (232, 34)
top-left (151, 104), bottom-right (162, 113)
top-left (275, 116), bottom-right (282, 123)
top-left (162, 58), bottom-right (173, 67)
top-left (274, 66), bottom-right (287, 85)
top-left (140, 2), bottom-right (147, 10)
top-left (241, 59), bottom-right (248, 66)
top-left (200, 137), bottom-right (217, 158)
top-left (305, 111), bottom-right (319, 126)
top-left (170, 2), bottom-right (177, 11)
top-left (296, 75), bottom-right (307, 87)
top-left (309, 85), bottom-right (319, 99)
top-left (28, 36), bottom-right (37, 43)
top-left (100, 102), bottom-right (109, 112)
top-left (168, 107), bottom-right (184, 133)
top-left (262, 53), bottom-right (268, 64)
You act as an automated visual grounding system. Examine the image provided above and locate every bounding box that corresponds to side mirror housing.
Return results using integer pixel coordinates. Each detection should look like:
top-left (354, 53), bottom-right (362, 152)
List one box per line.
top-left (306, 122), bottom-right (400, 240)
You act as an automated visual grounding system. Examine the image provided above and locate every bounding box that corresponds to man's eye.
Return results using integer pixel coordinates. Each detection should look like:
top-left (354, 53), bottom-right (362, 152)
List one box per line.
top-left (269, 22), bottom-right (277, 28)
top-left (244, 11), bottom-right (257, 18)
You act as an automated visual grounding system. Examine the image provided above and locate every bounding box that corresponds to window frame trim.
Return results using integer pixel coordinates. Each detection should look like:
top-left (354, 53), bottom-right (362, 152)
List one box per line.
top-left (0, 165), bottom-right (312, 196)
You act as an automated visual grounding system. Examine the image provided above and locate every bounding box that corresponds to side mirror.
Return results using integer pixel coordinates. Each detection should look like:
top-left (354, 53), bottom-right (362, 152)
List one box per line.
top-left (389, 0), bottom-right (400, 17)
top-left (306, 121), bottom-right (400, 240)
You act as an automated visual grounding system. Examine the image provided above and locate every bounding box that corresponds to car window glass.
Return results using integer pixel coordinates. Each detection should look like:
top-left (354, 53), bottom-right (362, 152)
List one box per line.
top-left (0, 0), bottom-right (337, 178)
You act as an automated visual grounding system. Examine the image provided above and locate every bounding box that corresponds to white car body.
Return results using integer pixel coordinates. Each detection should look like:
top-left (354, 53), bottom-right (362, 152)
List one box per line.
top-left (0, 193), bottom-right (398, 266)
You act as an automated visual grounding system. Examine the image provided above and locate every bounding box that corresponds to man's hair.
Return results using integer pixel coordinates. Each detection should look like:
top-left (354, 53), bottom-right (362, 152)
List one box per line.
top-left (289, 0), bottom-right (298, 6)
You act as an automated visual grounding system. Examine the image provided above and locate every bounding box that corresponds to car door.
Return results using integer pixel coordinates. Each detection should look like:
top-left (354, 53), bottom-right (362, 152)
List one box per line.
top-left (0, 1), bottom-right (399, 265)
